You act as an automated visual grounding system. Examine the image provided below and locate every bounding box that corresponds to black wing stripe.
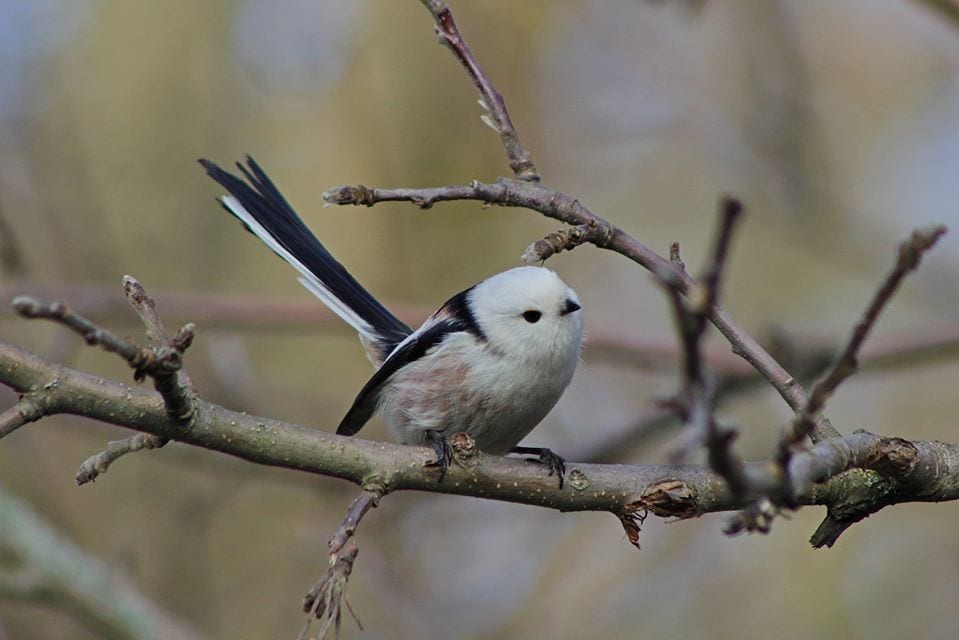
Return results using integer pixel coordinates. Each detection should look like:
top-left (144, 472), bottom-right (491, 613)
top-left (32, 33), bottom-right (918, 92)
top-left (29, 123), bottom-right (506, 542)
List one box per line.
top-left (437, 286), bottom-right (486, 343)
top-left (336, 318), bottom-right (466, 437)
top-left (199, 156), bottom-right (412, 353)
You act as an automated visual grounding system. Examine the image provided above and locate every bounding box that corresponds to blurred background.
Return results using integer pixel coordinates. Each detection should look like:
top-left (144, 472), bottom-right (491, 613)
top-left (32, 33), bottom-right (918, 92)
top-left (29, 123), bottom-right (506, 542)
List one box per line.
top-left (1, 0), bottom-right (958, 638)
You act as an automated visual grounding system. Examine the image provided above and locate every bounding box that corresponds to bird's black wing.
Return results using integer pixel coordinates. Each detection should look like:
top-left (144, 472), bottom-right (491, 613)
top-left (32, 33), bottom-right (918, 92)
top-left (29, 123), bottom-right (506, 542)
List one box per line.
top-left (336, 318), bottom-right (468, 436)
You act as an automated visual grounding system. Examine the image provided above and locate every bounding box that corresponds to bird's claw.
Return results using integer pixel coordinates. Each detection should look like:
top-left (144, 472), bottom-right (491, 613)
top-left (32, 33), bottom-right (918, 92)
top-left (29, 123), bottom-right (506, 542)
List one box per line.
top-left (424, 429), bottom-right (454, 481)
top-left (511, 446), bottom-right (567, 489)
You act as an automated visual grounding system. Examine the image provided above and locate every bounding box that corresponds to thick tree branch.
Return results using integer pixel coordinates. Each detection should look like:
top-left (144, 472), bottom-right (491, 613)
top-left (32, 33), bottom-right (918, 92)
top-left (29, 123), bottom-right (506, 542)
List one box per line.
top-left (2, 332), bottom-right (958, 547)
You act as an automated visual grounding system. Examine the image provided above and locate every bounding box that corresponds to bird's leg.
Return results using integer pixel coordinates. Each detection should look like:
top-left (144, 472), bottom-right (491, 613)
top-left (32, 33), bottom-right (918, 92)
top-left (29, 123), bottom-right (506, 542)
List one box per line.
top-left (510, 446), bottom-right (567, 489)
top-left (423, 429), bottom-right (454, 481)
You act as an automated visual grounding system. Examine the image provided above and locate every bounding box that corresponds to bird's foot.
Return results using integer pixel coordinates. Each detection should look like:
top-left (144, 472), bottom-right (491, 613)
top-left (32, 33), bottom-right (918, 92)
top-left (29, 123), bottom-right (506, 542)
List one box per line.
top-left (423, 429), bottom-right (454, 481)
top-left (510, 446), bottom-right (567, 489)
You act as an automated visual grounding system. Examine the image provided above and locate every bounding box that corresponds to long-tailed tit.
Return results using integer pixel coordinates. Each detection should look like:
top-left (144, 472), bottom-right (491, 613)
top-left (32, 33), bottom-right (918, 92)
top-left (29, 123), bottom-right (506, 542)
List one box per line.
top-left (199, 157), bottom-right (584, 486)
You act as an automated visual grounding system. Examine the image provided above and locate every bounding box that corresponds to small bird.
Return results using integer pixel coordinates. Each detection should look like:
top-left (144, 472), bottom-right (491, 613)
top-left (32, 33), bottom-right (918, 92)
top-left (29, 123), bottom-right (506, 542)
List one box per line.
top-left (199, 157), bottom-right (584, 486)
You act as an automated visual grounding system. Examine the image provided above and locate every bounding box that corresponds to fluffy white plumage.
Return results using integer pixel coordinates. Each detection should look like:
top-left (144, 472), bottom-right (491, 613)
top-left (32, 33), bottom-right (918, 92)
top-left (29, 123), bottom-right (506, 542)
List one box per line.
top-left (201, 157), bottom-right (584, 480)
top-left (381, 266), bottom-right (583, 454)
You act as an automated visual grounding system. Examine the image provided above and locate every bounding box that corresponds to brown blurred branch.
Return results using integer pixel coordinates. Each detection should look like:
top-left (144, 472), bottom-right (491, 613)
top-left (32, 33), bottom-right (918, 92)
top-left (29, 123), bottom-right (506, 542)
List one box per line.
top-left (0, 204), bottom-right (25, 276)
top-left (4, 281), bottom-right (956, 379)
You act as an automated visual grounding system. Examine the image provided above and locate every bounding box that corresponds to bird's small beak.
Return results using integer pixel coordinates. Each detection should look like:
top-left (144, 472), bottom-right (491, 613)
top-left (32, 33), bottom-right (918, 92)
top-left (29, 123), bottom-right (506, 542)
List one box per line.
top-left (561, 298), bottom-right (581, 315)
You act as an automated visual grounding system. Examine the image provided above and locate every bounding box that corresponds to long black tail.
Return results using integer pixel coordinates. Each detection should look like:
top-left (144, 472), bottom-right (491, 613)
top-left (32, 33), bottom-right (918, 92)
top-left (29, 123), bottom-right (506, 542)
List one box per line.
top-left (199, 157), bottom-right (411, 360)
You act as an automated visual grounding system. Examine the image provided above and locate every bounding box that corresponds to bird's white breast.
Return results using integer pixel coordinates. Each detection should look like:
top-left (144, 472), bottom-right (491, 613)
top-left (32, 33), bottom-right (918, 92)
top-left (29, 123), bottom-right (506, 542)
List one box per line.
top-left (377, 331), bottom-right (579, 454)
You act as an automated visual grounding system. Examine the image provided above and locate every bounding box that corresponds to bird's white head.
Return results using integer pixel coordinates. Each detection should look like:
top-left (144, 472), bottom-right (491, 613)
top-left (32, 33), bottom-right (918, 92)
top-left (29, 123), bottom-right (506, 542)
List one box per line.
top-left (467, 266), bottom-right (584, 365)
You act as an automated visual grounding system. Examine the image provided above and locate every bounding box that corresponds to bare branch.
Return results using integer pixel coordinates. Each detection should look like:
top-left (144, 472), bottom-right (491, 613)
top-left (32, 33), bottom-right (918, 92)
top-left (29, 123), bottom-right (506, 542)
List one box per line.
top-left (0, 403), bottom-right (34, 438)
top-left (12, 295), bottom-right (150, 363)
top-left (521, 222), bottom-right (614, 264)
top-left (10, 285), bottom-right (198, 480)
top-left (12, 292), bottom-right (197, 426)
top-left (2, 332), bottom-right (959, 546)
top-left (302, 490), bottom-right (380, 638)
top-left (660, 198), bottom-right (750, 497)
top-left (784, 225), bottom-right (948, 451)
top-left (417, 0), bottom-right (539, 181)
top-left (792, 431), bottom-right (955, 547)
top-left (123, 275), bottom-right (173, 344)
top-left (75, 433), bottom-right (169, 485)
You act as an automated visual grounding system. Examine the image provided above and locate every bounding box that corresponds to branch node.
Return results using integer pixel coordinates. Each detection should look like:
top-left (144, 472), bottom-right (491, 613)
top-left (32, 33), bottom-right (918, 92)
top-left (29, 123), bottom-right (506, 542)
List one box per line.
top-left (636, 477), bottom-right (698, 519)
top-left (75, 433), bottom-right (169, 484)
top-left (450, 432), bottom-right (479, 468)
top-left (520, 220), bottom-right (614, 264)
top-left (669, 242), bottom-right (685, 269)
top-left (566, 468), bottom-right (590, 491)
top-left (322, 184), bottom-right (376, 207)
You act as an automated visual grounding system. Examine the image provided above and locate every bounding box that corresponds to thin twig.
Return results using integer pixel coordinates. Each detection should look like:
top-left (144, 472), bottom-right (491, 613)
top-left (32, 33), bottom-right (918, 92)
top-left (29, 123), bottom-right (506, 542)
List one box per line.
top-left (124, 276), bottom-right (198, 425)
top-left (12, 296), bottom-right (150, 364)
top-left (783, 225), bottom-right (948, 452)
top-left (521, 222), bottom-right (615, 264)
top-left (10, 286), bottom-right (198, 479)
top-left (75, 433), bottom-right (170, 485)
top-left (660, 198), bottom-right (749, 497)
top-left (12, 291), bottom-right (198, 426)
top-left (302, 490), bottom-right (380, 639)
top-left (418, 0), bottom-right (539, 181)
top-left (123, 275), bottom-right (172, 344)
top-left (0, 404), bottom-right (30, 439)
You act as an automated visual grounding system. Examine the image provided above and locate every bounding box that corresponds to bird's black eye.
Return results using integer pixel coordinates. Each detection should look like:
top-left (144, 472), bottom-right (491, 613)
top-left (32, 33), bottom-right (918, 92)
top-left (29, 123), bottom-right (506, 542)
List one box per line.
top-left (522, 310), bottom-right (542, 323)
